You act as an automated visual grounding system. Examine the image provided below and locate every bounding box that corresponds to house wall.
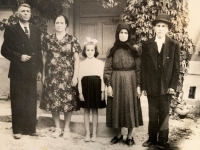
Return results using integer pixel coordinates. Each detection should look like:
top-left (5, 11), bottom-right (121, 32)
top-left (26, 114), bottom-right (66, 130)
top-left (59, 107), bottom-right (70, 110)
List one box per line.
top-left (0, 9), bottom-right (13, 98)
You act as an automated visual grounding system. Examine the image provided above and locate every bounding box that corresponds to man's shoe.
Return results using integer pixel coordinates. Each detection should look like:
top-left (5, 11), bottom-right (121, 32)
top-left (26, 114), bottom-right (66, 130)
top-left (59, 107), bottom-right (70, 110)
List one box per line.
top-left (157, 143), bottom-right (170, 150)
top-left (13, 134), bottom-right (22, 139)
top-left (126, 137), bottom-right (135, 146)
top-left (143, 140), bottom-right (153, 147)
top-left (148, 145), bottom-right (159, 150)
top-left (110, 135), bottom-right (123, 144)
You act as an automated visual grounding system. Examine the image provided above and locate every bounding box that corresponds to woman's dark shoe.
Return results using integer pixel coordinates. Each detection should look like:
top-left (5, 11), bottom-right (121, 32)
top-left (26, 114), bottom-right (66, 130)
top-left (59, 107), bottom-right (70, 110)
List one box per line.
top-left (110, 135), bottom-right (123, 144)
top-left (126, 137), bottom-right (135, 146)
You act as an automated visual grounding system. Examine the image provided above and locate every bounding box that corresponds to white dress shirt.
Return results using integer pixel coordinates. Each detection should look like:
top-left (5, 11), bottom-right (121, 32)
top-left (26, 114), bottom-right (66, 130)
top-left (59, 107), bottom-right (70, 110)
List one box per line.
top-left (78, 57), bottom-right (105, 93)
top-left (19, 21), bottom-right (30, 34)
top-left (155, 36), bottom-right (165, 53)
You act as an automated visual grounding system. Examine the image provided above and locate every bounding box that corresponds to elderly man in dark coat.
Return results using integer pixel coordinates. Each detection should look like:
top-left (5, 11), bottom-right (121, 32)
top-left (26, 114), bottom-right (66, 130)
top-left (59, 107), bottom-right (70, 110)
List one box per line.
top-left (141, 13), bottom-right (180, 150)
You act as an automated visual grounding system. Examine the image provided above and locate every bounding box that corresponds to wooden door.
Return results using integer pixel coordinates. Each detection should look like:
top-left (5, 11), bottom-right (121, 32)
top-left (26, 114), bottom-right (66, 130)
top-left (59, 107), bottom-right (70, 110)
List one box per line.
top-left (74, 0), bottom-right (126, 58)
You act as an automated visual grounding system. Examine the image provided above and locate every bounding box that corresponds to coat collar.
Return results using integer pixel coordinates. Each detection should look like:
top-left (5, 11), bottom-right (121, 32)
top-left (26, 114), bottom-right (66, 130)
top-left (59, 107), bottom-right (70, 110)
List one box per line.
top-left (162, 36), bottom-right (172, 66)
top-left (14, 22), bottom-right (36, 45)
top-left (147, 35), bottom-right (172, 68)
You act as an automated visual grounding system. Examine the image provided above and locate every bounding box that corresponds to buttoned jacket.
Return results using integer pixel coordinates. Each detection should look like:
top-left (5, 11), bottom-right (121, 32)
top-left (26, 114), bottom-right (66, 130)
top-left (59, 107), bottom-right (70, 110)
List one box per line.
top-left (1, 22), bottom-right (42, 80)
top-left (141, 35), bottom-right (180, 96)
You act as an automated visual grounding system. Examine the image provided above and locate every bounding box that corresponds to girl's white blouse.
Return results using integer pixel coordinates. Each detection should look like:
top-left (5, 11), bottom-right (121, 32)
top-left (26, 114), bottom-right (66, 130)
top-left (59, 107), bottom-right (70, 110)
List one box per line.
top-left (78, 57), bottom-right (105, 93)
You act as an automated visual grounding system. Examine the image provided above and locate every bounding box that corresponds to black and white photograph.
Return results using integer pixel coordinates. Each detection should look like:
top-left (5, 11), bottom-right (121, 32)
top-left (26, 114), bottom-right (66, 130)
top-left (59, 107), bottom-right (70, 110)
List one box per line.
top-left (0, 0), bottom-right (200, 150)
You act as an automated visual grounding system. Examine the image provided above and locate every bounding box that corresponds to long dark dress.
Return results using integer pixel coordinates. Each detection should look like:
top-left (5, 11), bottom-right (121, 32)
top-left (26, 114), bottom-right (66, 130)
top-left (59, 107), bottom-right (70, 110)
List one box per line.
top-left (104, 48), bottom-right (143, 128)
top-left (40, 33), bottom-right (81, 112)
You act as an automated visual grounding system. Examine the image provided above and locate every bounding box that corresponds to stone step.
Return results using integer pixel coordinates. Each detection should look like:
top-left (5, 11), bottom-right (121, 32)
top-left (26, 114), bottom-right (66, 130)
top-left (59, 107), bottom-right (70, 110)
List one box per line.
top-left (37, 114), bottom-right (149, 137)
top-left (37, 96), bottom-right (149, 137)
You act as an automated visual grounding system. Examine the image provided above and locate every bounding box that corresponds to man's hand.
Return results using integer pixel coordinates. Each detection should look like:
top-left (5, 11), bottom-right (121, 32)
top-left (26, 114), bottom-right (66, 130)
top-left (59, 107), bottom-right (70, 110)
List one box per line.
top-left (142, 90), bottom-right (147, 96)
top-left (37, 72), bottom-right (42, 81)
top-left (167, 88), bottom-right (175, 94)
top-left (79, 93), bottom-right (84, 101)
top-left (21, 54), bottom-right (31, 62)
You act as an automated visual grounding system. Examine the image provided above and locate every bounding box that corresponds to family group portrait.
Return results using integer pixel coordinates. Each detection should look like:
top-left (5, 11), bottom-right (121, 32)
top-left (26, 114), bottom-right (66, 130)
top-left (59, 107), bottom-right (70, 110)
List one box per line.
top-left (0, 0), bottom-right (200, 150)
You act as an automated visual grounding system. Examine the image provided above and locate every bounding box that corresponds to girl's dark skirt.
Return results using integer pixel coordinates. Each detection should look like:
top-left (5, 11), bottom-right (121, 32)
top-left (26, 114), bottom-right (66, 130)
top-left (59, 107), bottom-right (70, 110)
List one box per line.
top-left (80, 76), bottom-right (106, 109)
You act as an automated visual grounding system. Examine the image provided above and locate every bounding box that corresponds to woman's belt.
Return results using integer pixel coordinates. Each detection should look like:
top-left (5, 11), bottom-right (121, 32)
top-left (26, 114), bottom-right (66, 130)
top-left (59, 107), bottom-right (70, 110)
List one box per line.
top-left (113, 67), bottom-right (135, 71)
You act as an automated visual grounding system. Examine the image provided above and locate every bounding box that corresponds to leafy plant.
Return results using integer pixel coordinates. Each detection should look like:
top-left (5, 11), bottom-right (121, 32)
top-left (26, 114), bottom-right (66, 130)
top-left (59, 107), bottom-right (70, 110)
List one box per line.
top-left (122, 0), bottom-right (195, 118)
top-left (0, 0), bottom-right (74, 34)
top-left (97, 0), bottom-right (119, 8)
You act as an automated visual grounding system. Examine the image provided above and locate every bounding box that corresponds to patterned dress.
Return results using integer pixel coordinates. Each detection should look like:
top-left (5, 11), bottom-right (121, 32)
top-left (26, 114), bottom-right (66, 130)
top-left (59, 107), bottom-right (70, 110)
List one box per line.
top-left (40, 33), bottom-right (81, 112)
top-left (104, 48), bottom-right (143, 128)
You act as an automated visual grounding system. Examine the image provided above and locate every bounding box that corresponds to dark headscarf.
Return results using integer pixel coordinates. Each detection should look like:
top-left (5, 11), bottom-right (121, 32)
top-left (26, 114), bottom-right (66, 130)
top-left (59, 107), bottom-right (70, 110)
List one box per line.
top-left (107, 23), bottom-right (138, 58)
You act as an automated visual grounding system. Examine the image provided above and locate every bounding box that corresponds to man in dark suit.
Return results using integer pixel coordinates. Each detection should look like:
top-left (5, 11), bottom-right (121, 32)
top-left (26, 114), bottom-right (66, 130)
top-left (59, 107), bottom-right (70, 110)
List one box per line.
top-left (141, 14), bottom-right (180, 150)
top-left (1, 3), bottom-right (42, 139)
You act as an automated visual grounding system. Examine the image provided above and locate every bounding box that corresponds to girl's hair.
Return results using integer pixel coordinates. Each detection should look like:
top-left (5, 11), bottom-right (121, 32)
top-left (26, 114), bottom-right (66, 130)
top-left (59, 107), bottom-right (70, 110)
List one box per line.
top-left (82, 43), bottom-right (99, 58)
top-left (54, 15), bottom-right (69, 27)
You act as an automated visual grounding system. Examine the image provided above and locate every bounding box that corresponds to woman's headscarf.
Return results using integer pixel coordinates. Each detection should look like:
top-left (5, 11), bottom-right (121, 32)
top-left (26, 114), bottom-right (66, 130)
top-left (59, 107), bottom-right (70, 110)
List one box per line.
top-left (107, 23), bottom-right (138, 58)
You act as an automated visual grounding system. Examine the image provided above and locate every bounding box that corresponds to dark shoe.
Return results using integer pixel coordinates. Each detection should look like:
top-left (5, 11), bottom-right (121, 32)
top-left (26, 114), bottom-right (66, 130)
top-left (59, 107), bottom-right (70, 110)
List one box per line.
top-left (110, 135), bottom-right (123, 144)
top-left (157, 143), bottom-right (170, 150)
top-left (148, 145), bottom-right (159, 150)
top-left (13, 134), bottom-right (22, 139)
top-left (126, 137), bottom-right (135, 146)
top-left (143, 139), bottom-right (154, 147)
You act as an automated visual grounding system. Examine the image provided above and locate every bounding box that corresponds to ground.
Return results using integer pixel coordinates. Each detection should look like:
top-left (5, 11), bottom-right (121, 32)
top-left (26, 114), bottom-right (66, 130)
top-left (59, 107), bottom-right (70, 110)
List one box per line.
top-left (0, 100), bottom-right (200, 150)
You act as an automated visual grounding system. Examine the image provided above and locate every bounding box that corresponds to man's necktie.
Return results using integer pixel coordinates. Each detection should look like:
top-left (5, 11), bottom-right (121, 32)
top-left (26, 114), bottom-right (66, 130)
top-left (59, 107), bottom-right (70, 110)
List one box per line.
top-left (24, 27), bottom-right (30, 38)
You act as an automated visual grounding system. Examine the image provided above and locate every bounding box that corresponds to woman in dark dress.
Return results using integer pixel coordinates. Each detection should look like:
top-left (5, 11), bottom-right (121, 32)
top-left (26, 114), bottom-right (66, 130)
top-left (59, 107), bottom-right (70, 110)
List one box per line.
top-left (104, 23), bottom-right (143, 146)
top-left (40, 15), bottom-right (81, 139)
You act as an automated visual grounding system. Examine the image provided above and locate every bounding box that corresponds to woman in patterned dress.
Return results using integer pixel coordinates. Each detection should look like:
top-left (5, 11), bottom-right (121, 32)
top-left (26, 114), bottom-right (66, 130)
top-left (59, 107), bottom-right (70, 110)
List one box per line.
top-left (104, 23), bottom-right (143, 146)
top-left (40, 15), bottom-right (81, 139)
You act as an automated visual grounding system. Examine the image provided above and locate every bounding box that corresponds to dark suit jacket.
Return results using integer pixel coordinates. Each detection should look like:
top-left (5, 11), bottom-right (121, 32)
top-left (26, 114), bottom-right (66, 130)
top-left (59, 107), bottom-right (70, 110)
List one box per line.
top-left (1, 22), bottom-right (42, 80)
top-left (141, 36), bottom-right (180, 96)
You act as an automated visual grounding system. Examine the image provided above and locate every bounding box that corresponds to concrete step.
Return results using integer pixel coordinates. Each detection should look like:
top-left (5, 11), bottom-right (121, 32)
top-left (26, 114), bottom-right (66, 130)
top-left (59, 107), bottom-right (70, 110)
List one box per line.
top-left (37, 96), bottom-right (149, 137)
top-left (37, 114), bottom-right (149, 137)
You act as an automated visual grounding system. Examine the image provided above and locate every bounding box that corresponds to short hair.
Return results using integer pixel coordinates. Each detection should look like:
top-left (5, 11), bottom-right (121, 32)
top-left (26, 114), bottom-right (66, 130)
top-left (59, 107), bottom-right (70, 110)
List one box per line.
top-left (82, 43), bottom-right (99, 58)
top-left (18, 3), bottom-right (31, 10)
top-left (54, 15), bottom-right (69, 27)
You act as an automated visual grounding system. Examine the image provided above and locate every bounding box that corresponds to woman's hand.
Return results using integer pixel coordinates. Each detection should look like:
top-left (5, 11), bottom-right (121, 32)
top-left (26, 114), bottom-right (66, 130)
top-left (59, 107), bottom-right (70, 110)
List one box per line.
top-left (37, 72), bottom-right (42, 81)
top-left (142, 90), bottom-right (147, 96)
top-left (71, 77), bottom-right (78, 87)
top-left (79, 93), bottom-right (85, 101)
top-left (137, 86), bottom-right (141, 98)
top-left (107, 86), bottom-right (113, 97)
top-left (42, 74), bottom-right (46, 85)
top-left (101, 91), bottom-right (105, 100)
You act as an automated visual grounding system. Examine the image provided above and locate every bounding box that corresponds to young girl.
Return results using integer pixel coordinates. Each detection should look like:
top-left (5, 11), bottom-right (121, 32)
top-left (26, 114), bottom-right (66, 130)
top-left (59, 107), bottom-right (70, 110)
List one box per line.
top-left (78, 37), bottom-right (106, 142)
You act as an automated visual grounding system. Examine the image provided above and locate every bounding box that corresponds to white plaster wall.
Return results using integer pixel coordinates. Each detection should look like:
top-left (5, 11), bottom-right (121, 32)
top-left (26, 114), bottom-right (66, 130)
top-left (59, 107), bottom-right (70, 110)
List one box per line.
top-left (0, 9), bottom-right (13, 97)
top-left (187, 0), bottom-right (200, 53)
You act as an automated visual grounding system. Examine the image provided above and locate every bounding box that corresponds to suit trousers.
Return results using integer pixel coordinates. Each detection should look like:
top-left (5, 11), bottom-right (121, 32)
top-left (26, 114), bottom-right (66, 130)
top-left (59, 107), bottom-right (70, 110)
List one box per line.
top-left (10, 79), bottom-right (37, 134)
top-left (147, 94), bottom-right (171, 144)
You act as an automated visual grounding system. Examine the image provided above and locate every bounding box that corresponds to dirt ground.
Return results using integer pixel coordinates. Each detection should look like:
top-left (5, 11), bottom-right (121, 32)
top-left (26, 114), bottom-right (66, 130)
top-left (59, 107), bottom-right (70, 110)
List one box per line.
top-left (0, 100), bottom-right (200, 150)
